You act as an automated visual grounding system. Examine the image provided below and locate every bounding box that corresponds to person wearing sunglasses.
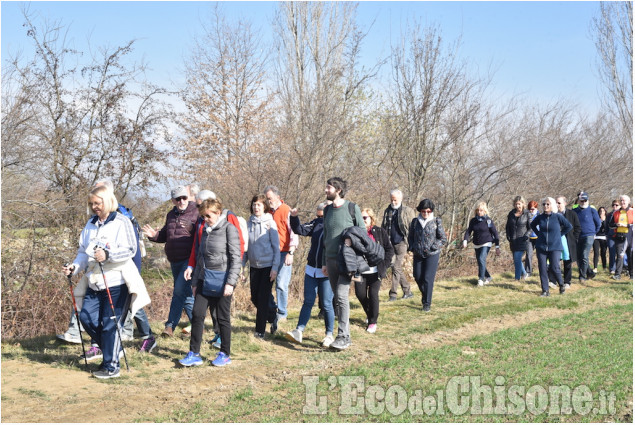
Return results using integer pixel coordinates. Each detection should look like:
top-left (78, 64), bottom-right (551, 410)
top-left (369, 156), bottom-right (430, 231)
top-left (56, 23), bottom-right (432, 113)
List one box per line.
top-left (143, 185), bottom-right (199, 337)
top-left (408, 199), bottom-right (447, 312)
top-left (530, 197), bottom-right (573, 296)
top-left (609, 195), bottom-right (633, 281)
top-left (607, 199), bottom-right (622, 275)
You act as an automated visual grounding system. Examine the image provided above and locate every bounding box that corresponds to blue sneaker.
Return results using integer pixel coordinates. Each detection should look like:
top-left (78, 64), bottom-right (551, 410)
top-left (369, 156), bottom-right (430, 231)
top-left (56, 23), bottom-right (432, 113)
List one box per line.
top-left (211, 351), bottom-right (231, 367)
top-left (179, 351), bottom-right (203, 367)
top-left (210, 334), bottom-right (221, 349)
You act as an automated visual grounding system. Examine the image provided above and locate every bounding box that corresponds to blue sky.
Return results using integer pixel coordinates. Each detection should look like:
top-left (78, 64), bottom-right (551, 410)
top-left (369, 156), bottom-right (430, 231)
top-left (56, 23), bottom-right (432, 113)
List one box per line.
top-left (2, 1), bottom-right (603, 114)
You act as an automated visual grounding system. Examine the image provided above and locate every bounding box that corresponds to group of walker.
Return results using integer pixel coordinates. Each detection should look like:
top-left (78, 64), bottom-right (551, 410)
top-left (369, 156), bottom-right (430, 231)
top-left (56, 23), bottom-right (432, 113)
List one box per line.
top-left (61, 178), bottom-right (632, 378)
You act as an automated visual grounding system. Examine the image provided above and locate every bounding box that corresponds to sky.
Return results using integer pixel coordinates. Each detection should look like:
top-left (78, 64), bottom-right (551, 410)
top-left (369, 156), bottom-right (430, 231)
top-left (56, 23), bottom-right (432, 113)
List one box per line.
top-left (1, 1), bottom-right (605, 116)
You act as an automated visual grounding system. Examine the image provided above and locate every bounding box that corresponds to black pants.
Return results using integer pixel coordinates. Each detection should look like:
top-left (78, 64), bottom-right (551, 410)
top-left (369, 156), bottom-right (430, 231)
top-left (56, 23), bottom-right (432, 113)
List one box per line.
top-left (354, 272), bottom-right (380, 325)
top-left (593, 239), bottom-right (607, 270)
top-left (550, 258), bottom-right (573, 285)
top-left (413, 254), bottom-right (440, 307)
top-left (190, 285), bottom-right (232, 355)
top-left (538, 249), bottom-right (562, 293)
top-left (250, 267), bottom-right (276, 334)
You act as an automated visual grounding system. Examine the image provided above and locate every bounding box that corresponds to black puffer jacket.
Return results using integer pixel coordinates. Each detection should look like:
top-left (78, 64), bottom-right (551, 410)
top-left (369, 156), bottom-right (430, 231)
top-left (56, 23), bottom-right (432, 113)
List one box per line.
top-left (337, 226), bottom-right (385, 275)
top-left (408, 216), bottom-right (447, 258)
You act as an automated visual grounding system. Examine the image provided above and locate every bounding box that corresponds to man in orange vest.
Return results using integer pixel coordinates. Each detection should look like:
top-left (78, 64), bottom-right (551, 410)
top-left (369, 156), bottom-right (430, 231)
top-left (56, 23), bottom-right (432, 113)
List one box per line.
top-left (610, 194), bottom-right (633, 281)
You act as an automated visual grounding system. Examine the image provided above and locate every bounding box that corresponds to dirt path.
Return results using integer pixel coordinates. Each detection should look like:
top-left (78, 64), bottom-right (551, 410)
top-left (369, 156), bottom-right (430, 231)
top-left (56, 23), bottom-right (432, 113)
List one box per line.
top-left (2, 284), bottom-right (628, 423)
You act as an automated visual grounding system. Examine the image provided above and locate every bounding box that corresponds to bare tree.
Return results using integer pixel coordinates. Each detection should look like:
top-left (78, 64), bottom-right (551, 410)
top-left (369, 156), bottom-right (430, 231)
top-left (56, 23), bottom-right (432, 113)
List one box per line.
top-left (178, 5), bottom-right (273, 210)
top-left (591, 1), bottom-right (633, 142)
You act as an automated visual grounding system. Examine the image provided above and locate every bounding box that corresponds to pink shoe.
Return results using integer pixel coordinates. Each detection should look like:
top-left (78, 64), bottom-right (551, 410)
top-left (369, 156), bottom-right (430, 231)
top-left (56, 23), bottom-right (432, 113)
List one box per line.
top-left (366, 323), bottom-right (377, 334)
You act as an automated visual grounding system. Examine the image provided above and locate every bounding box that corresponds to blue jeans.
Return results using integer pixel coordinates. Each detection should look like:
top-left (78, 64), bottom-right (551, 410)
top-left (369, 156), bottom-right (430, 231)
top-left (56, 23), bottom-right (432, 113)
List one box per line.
top-left (608, 237), bottom-right (617, 272)
top-left (276, 252), bottom-right (292, 318)
top-left (123, 308), bottom-right (152, 339)
top-left (577, 235), bottom-right (595, 279)
top-left (474, 246), bottom-right (491, 281)
top-left (297, 274), bottom-right (334, 335)
top-left (166, 259), bottom-right (194, 330)
top-left (513, 250), bottom-right (526, 280)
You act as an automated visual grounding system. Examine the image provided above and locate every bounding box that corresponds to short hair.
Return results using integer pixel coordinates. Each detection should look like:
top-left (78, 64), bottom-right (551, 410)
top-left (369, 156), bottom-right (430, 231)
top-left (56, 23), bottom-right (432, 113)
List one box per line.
top-left (619, 194), bottom-right (631, 205)
top-left (88, 186), bottom-right (118, 214)
top-left (198, 198), bottom-right (223, 215)
top-left (326, 177), bottom-right (347, 198)
top-left (94, 179), bottom-right (114, 191)
top-left (512, 196), bottom-right (526, 207)
top-left (474, 202), bottom-right (489, 216)
top-left (250, 194), bottom-right (271, 214)
top-left (416, 199), bottom-right (435, 212)
top-left (541, 197), bottom-right (557, 212)
top-left (390, 189), bottom-right (403, 199)
top-left (263, 185), bottom-right (280, 199)
top-left (196, 190), bottom-right (216, 202)
top-left (361, 207), bottom-right (376, 226)
top-left (556, 196), bottom-right (567, 205)
top-left (528, 200), bottom-right (539, 210)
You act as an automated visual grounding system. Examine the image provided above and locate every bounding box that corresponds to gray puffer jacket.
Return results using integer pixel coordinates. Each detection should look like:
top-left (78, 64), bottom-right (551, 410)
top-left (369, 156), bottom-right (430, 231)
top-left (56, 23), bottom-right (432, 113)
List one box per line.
top-left (193, 217), bottom-right (241, 288)
top-left (243, 213), bottom-right (280, 270)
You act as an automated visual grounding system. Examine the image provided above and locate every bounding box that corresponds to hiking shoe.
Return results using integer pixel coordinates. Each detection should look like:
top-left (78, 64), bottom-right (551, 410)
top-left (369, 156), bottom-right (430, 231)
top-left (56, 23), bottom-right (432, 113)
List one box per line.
top-left (322, 334), bottom-right (334, 347)
top-left (162, 326), bottom-right (173, 337)
top-left (559, 285), bottom-right (566, 294)
top-left (593, 268), bottom-right (598, 274)
top-left (402, 293), bottom-right (414, 299)
top-left (540, 291), bottom-right (550, 297)
top-left (388, 296), bottom-right (397, 302)
top-left (477, 279), bottom-right (484, 287)
top-left (179, 351), bottom-right (203, 367)
top-left (211, 351), bottom-right (231, 367)
top-left (548, 282), bottom-right (557, 289)
top-left (612, 274), bottom-right (622, 281)
top-left (56, 332), bottom-right (81, 344)
top-left (422, 304), bottom-right (431, 312)
top-left (82, 346), bottom-right (103, 362)
top-left (92, 368), bottom-right (120, 379)
top-left (181, 325), bottom-right (191, 336)
top-left (210, 334), bottom-right (222, 349)
top-left (254, 332), bottom-right (265, 339)
top-left (139, 336), bottom-right (157, 353)
top-left (330, 335), bottom-right (351, 350)
top-left (366, 324), bottom-right (377, 334)
top-left (285, 329), bottom-right (303, 344)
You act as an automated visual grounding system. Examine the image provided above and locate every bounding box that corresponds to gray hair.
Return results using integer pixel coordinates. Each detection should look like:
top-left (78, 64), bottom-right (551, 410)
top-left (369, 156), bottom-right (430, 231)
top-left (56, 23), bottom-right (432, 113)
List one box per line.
top-left (542, 197), bottom-right (557, 212)
top-left (390, 189), bottom-right (403, 198)
top-left (95, 179), bottom-right (114, 191)
top-left (620, 194), bottom-right (631, 205)
top-left (263, 185), bottom-right (280, 198)
top-left (196, 190), bottom-right (216, 202)
top-left (188, 183), bottom-right (200, 197)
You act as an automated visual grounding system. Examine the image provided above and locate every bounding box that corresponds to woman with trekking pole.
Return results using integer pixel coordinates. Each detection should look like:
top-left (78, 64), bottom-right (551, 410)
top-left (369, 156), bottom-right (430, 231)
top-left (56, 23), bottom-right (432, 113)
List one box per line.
top-left (62, 185), bottom-right (144, 379)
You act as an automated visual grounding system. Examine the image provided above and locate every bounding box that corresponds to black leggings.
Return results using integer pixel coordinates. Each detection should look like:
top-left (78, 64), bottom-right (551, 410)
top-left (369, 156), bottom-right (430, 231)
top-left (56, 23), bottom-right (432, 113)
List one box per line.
top-left (593, 239), bottom-right (607, 269)
top-left (249, 267), bottom-right (276, 334)
top-left (354, 273), bottom-right (381, 325)
top-left (190, 285), bottom-right (232, 355)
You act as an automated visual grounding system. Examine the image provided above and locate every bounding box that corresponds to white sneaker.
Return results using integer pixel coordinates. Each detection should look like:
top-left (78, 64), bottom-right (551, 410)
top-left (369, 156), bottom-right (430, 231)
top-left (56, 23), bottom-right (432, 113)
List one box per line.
top-left (477, 279), bottom-right (484, 286)
top-left (56, 332), bottom-right (81, 344)
top-left (548, 282), bottom-right (557, 289)
top-left (485, 277), bottom-right (492, 284)
top-left (322, 334), bottom-right (335, 347)
top-left (285, 329), bottom-right (302, 344)
top-left (564, 284), bottom-right (571, 289)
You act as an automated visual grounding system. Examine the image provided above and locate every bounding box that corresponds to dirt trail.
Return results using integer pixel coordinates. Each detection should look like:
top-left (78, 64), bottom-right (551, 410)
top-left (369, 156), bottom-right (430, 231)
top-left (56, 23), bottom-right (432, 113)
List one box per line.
top-left (2, 292), bottom-right (626, 423)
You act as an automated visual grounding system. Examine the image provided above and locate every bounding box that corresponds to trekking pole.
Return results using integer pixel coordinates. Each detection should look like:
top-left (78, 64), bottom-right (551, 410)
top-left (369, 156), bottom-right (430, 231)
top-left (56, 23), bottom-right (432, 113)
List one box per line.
top-left (64, 264), bottom-right (88, 367)
top-left (97, 261), bottom-right (130, 371)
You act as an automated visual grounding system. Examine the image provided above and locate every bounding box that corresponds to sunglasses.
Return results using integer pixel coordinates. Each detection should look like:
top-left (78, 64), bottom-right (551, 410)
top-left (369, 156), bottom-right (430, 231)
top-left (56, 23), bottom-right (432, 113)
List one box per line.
top-left (362, 216), bottom-right (370, 220)
top-left (579, 199), bottom-right (588, 203)
top-left (542, 203), bottom-right (550, 206)
top-left (174, 196), bottom-right (188, 202)
top-left (613, 204), bottom-right (620, 207)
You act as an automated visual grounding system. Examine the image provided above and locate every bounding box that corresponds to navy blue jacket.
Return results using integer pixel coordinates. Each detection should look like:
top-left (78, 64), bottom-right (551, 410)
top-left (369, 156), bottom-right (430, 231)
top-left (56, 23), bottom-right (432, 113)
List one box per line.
top-left (530, 213), bottom-right (573, 252)
top-left (463, 215), bottom-right (500, 247)
top-left (290, 215), bottom-right (324, 269)
top-left (573, 207), bottom-right (602, 238)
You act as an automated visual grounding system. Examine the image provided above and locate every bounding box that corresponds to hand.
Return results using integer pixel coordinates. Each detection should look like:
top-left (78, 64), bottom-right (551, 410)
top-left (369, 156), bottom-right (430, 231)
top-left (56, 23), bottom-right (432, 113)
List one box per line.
top-left (142, 224), bottom-right (158, 239)
top-left (184, 268), bottom-right (192, 281)
top-left (223, 285), bottom-right (234, 297)
top-left (270, 269), bottom-right (278, 282)
top-left (290, 208), bottom-right (298, 217)
top-left (94, 248), bottom-right (107, 263)
top-left (322, 266), bottom-right (328, 276)
top-left (284, 253), bottom-right (294, 266)
top-left (462, 240), bottom-right (468, 249)
top-left (62, 264), bottom-right (75, 276)
top-left (344, 238), bottom-right (352, 247)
